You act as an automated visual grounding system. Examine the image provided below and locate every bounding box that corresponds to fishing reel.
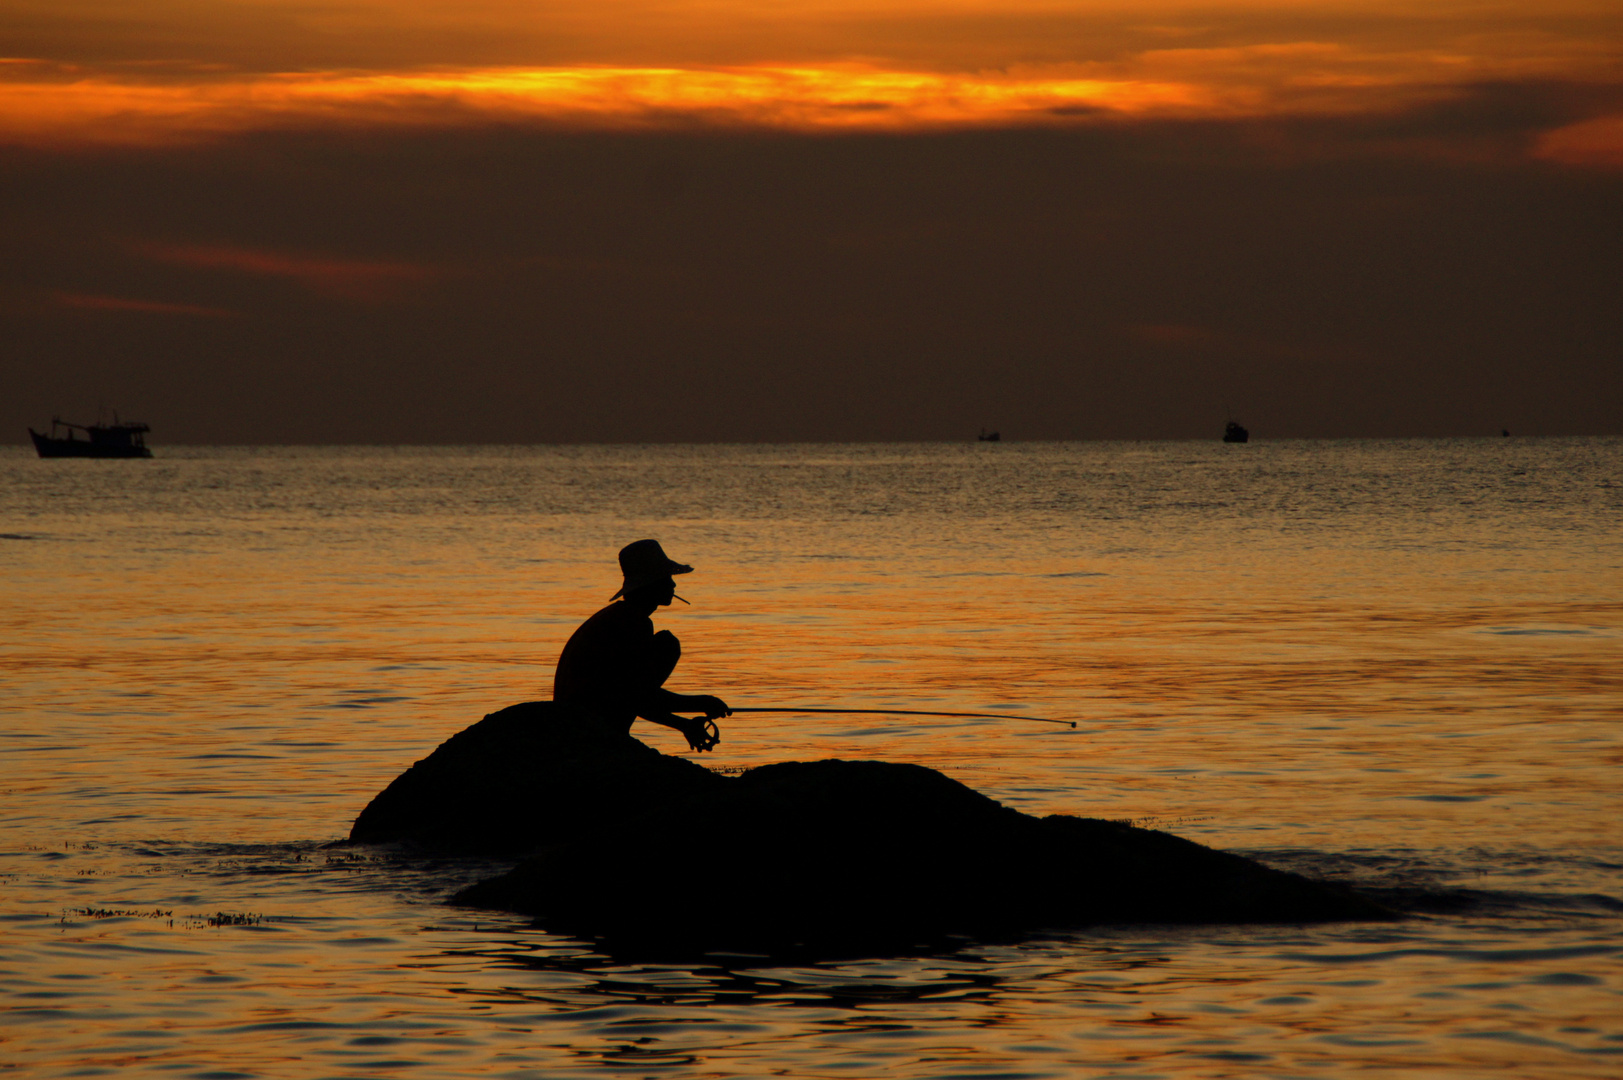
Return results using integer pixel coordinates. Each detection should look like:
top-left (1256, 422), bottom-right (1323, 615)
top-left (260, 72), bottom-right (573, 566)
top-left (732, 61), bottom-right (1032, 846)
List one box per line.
top-left (685, 716), bottom-right (721, 753)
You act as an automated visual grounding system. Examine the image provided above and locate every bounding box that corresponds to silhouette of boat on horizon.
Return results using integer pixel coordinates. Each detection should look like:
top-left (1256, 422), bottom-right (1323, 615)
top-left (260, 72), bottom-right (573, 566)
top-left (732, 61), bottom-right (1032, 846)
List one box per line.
top-left (977, 428), bottom-right (1001, 442)
top-left (1223, 420), bottom-right (1249, 444)
top-left (29, 415), bottom-right (153, 459)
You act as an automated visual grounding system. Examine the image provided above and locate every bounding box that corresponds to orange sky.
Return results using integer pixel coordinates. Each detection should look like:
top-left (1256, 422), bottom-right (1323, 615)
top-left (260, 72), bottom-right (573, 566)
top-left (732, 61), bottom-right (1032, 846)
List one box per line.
top-left (3, 0), bottom-right (1621, 159)
top-left (4, 0), bottom-right (1621, 443)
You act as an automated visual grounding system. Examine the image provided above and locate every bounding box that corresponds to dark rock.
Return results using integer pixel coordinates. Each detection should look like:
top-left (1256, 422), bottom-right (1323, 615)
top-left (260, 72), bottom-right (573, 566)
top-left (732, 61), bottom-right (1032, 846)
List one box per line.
top-left (347, 701), bottom-right (726, 855)
top-left (350, 703), bottom-right (1392, 955)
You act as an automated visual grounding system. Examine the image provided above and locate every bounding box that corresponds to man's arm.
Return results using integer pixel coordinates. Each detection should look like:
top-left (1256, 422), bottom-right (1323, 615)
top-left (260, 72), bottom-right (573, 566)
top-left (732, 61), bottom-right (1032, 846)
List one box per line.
top-left (637, 689), bottom-right (731, 751)
top-left (654, 688), bottom-right (730, 719)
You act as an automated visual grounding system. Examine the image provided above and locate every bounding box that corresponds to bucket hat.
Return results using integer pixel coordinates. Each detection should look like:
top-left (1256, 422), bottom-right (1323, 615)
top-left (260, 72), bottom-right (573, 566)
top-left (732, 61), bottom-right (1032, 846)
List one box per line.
top-left (611, 539), bottom-right (694, 599)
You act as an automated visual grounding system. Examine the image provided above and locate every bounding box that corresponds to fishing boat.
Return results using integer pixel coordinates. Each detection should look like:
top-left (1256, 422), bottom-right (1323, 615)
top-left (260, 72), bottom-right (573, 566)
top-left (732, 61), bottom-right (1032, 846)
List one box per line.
top-left (29, 416), bottom-right (153, 459)
top-left (1223, 420), bottom-right (1249, 443)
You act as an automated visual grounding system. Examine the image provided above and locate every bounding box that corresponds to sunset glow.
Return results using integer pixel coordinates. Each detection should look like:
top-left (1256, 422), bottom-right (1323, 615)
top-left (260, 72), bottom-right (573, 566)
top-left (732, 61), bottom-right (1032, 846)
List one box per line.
top-left (4, 0), bottom-right (1620, 149)
top-left (0, 65), bottom-right (1213, 143)
top-left (6, 0), bottom-right (1622, 448)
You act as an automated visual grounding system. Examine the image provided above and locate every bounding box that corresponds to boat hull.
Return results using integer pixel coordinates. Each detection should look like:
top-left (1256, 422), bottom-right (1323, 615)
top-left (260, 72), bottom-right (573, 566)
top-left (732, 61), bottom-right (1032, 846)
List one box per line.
top-left (29, 430), bottom-right (152, 459)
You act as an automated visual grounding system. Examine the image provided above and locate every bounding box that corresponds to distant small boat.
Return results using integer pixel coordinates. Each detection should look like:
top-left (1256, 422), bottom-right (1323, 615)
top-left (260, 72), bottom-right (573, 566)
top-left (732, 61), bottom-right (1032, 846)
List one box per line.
top-left (1223, 420), bottom-right (1249, 444)
top-left (977, 429), bottom-right (1001, 442)
top-left (29, 416), bottom-right (153, 459)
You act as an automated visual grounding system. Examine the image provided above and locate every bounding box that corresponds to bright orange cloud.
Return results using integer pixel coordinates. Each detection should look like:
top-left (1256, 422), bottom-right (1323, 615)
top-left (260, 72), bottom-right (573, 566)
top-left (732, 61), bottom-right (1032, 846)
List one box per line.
top-left (0, 64), bottom-right (1219, 145)
top-left (1, 1), bottom-right (1619, 149)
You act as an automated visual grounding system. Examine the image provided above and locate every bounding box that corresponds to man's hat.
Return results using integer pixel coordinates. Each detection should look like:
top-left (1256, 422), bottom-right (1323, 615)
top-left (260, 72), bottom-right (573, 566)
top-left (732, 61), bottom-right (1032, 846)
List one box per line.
top-left (611, 539), bottom-right (694, 599)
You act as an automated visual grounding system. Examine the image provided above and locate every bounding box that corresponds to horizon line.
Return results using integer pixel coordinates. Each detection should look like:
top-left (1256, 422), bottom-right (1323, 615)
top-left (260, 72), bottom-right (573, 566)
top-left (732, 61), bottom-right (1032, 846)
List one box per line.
top-left (6, 433), bottom-right (1606, 450)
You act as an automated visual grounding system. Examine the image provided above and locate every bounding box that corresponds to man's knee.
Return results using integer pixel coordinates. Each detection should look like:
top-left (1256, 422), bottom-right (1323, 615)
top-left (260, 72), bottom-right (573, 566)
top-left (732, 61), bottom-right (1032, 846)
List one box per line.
top-left (649, 630), bottom-right (681, 687)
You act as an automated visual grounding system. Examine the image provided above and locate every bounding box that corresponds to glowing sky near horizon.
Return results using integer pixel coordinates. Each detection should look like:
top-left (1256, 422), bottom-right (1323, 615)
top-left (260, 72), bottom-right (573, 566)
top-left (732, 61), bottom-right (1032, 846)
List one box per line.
top-left (2, 0), bottom-right (1620, 161)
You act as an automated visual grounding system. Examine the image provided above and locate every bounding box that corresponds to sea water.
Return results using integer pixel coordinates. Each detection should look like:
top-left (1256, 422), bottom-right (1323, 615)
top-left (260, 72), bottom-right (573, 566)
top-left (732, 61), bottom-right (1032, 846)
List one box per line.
top-left (1, 439), bottom-right (1619, 1078)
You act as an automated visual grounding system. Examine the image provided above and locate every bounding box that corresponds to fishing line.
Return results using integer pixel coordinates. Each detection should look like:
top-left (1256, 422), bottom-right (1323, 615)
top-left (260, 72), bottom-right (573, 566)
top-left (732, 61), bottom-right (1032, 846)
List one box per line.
top-left (722, 706), bottom-right (1076, 729)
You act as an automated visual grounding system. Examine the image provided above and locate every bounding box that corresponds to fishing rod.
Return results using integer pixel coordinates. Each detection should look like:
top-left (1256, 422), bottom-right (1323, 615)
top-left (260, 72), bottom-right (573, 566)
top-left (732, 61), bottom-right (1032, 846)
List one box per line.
top-left (724, 706), bottom-right (1076, 729)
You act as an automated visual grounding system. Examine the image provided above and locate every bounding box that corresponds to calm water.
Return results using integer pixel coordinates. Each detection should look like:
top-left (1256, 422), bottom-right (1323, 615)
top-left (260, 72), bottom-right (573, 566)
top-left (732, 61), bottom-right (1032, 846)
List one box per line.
top-left (2, 439), bottom-right (1620, 1078)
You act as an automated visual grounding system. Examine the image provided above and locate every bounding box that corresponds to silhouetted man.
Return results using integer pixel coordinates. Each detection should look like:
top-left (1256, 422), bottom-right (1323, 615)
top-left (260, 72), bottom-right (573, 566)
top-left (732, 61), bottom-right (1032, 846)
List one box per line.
top-left (553, 539), bottom-right (732, 752)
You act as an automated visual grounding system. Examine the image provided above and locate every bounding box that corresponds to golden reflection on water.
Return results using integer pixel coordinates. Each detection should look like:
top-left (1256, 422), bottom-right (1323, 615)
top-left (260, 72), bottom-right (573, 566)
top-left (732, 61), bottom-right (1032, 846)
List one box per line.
top-left (1, 441), bottom-right (1620, 1077)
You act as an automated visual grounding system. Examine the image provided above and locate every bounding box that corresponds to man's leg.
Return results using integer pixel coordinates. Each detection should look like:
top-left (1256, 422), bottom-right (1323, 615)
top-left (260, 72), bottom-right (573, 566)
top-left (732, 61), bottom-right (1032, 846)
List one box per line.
top-left (649, 630), bottom-right (681, 688)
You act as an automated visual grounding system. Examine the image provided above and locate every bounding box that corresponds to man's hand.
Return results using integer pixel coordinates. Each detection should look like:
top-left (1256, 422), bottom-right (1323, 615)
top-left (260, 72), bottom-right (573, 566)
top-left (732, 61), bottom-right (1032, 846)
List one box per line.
top-left (693, 695), bottom-right (731, 720)
top-left (683, 717), bottom-right (721, 753)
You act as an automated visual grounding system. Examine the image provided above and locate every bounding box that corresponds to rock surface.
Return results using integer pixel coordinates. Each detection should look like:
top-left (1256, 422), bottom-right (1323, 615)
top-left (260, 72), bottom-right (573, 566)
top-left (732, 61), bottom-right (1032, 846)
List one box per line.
top-left (351, 702), bottom-right (1392, 954)
top-left (348, 701), bottom-right (726, 855)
